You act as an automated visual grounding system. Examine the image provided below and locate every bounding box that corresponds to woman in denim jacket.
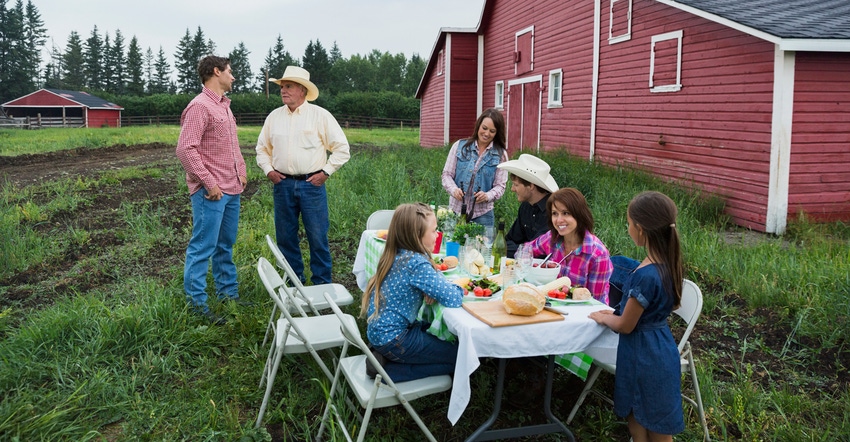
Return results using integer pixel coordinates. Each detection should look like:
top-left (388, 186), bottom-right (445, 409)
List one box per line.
top-left (440, 109), bottom-right (508, 227)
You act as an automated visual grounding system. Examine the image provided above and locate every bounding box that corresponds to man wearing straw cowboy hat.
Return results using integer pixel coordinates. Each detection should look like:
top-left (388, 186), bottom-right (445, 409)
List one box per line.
top-left (497, 154), bottom-right (559, 258)
top-left (256, 66), bottom-right (350, 285)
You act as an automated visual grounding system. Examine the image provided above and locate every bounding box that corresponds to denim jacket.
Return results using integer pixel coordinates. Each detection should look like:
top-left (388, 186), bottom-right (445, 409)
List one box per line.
top-left (453, 139), bottom-right (502, 195)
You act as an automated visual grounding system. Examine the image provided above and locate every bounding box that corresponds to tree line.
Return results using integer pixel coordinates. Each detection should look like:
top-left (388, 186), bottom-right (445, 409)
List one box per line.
top-left (0, 0), bottom-right (426, 120)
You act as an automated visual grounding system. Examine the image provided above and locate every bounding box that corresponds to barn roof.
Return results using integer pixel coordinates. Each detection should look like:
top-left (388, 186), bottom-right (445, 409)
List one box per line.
top-left (2, 89), bottom-right (123, 110)
top-left (660, 0), bottom-right (850, 50)
top-left (674, 0), bottom-right (850, 39)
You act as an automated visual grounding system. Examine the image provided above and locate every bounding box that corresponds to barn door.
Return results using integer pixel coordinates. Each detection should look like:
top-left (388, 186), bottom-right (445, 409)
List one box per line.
top-left (506, 79), bottom-right (541, 156)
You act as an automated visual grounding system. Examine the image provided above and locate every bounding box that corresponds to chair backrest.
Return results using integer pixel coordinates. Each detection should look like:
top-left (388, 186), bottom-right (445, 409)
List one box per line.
top-left (673, 279), bottom-right (703, 353)
top-left (265, 235), bottom-right (321, 315)
top-left (366, 210), bottom-right (394, 230)
top-left (257, 257), bottom-right (310, 318)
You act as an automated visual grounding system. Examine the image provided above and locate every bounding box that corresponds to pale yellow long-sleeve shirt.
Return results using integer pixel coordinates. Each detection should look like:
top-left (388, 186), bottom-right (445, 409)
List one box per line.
top-left (255, 102), bottom-right (350, 176)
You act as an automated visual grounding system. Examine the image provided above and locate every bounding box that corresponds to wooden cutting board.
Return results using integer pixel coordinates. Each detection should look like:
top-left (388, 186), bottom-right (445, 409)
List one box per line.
top-left (463, 300), bottom-right (565, 327)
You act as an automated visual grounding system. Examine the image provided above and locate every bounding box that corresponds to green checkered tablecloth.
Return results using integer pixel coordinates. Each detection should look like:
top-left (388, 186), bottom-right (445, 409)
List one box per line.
top-left (363, 236), bottom-right (385, 280)
top-left (555, 352), bottom-right (594, 381)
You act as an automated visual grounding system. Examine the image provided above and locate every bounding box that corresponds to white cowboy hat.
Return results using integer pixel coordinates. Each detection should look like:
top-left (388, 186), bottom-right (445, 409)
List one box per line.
top-left (269, 66), bottom-right (319, 101)
top-left (497, 154), bottom-right (559, 193)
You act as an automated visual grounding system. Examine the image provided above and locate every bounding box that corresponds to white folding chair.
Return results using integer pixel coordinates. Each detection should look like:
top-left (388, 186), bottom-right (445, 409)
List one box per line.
top-left (262, 235), bottom-right (355, 346)
top-left (255, 257), bottom-right (355, 428)
top-left (365, 209), bottom-right (394, 230)
top-left (566, 279), bottom-right (710, 441)
top-left (316, 291), bottom-right (452, 442)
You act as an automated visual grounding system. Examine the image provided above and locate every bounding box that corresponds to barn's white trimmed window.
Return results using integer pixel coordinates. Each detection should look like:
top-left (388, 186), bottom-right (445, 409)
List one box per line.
top-left (649, 30), bottom-right (683, 93)
top-left (547, 69), bottom-right (563, 108)
top-left (609, 0), bottom-right (632, 44)
top-left (437, 50), bottom-right (444, 76)
top-left (495, 81), bottom-right (505, 109)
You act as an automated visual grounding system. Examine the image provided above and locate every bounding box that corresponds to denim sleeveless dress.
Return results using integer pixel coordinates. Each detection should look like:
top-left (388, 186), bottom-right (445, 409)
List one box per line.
top-left (613, 264), bottom-right (685, 434)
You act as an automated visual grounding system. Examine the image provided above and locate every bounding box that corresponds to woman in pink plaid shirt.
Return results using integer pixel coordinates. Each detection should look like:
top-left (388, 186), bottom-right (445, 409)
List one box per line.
top-left (526, 188), bottom-right (613, 305)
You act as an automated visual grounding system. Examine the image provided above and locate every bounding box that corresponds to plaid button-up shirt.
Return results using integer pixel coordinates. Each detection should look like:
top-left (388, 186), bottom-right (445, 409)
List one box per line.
top-left (176, 87), bottom-right (247, 195)
top-left (527, 230), bottom-right (612, 305)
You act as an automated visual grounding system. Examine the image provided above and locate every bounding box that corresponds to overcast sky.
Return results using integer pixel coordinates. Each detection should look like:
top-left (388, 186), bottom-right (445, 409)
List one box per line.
top-left (35, 0), bottom-right (485, 78)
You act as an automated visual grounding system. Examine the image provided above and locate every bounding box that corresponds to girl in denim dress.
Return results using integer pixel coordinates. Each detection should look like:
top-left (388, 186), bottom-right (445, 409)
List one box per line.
top-left (589, 191), bottom-right (685, 441)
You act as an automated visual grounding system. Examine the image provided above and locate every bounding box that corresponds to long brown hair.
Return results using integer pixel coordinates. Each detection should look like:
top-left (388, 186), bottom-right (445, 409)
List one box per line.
top-left (546, 188), bottom-right (594, 248)
top-left (466, 108), bottom-right (506, 151)
top-left (628, 191), bottom-right (683, 308)
top-left (361, 203), bottom-right (435, 321)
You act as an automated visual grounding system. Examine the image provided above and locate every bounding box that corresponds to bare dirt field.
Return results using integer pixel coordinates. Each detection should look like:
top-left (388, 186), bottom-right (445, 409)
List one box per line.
top-left (1, 143), bottom-right (848, 439)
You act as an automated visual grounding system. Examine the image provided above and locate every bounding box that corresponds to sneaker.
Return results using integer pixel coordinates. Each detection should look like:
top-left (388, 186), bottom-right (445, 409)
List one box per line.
top-left (365, 347), bottom-right (387, 379)
top-left (199, 310), bottom-right (227, 326)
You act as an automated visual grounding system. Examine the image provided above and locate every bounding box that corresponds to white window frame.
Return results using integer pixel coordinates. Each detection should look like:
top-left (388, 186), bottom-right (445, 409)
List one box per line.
top-left (547, 69), bottom-right (563, 108)
top-left (649, 30), bottom-right (683, 93)
top-left (494, 81), bottom-right (505, 109)
top-left (609, 0), bottom-right (632, 44)
top-left (437, 50), bottom-right (444, 76)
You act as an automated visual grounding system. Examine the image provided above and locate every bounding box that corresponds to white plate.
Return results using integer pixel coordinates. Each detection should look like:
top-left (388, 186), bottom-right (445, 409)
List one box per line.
top-left (374, 234), bottom-right (386, 242)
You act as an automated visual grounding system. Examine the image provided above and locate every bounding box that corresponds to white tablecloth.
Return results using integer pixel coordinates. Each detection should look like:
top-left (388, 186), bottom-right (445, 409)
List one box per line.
top-left (442, 302), bottom-right (619, 425)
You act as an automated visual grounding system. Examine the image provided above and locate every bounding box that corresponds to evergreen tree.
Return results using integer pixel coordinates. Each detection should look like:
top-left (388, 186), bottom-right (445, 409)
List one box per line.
top-left (126, 36), bottom-right (145, 95)
top-left (84, 26), bottom-right (104, 90)
top-left (150, 46), bottom-right (172, 94)
top-left (42, 39), bottom-right (63, 88)
top-left (401, 53), bottom-right (426, 97)
top-left (228, 42), bottom-right (253, 93)
top-left (174, 27), bottom-right (211, 93)
top-left (109, 29), bottom-right (126, 94)
top-left (0, 0), bottom-right (46, 102)
top-left (256, 34), bottom-right (297, 94)
top-left (22, 0), bottom-right (46, 88)
top-left (62, 31), bottom-right (86, 89)
top-left (302, 39), bottom-right (331, 94)
top-left (101, 34), bottom-right (114, 92)
top-left (143, 46), bottom-right (154, 92)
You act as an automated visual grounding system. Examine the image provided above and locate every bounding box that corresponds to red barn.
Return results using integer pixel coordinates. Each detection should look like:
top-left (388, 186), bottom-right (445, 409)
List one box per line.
top-left (2, 89), bottom-right (123, 128)
top-left (416, 0), bottom-right (850, 234)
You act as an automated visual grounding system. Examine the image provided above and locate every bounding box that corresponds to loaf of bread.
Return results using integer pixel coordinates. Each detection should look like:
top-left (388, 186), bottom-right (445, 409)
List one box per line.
top-left (502, 283), bottom-right (546, 316)
top-left (571, 286), bottom-right (592, 300)
top-left (443, 256), bottom-right (459, 268)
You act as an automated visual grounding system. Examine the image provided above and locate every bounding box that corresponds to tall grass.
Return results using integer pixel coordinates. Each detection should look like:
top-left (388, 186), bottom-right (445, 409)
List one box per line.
top-left (0, 127), bottom-right (848, 440)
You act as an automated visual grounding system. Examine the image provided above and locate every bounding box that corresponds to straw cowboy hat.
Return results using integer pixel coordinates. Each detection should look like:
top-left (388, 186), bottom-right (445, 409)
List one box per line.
top-left (269, 66), bottom-right (319, 101)
top-left (497, 154), bottom-right (559, 193)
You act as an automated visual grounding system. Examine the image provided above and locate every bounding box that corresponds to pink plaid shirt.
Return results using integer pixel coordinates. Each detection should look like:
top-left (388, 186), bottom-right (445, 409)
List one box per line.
top-left (527, 230), bottom-right (612, 304)
top-left (176, 87), bottom-right (247, 195)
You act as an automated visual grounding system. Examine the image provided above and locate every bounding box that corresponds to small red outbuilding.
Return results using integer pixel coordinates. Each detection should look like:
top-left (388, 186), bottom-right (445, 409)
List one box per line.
top-left (1, 88), bottom-right (123, 128)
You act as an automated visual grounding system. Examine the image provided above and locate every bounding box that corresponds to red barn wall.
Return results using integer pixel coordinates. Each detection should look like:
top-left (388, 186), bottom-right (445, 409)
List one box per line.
top-left (594, 0), bottom-right (776, 230)
top-left (87, 109), bottom-right (121, 128)
top-left (448, 33), bottom-right (479, 144)
top-left (419, 40), bottom-right (448, 148)
top-left (789, 52), bottom-right (850, 222)
top-left (479, 0), bottom-right (597, 157)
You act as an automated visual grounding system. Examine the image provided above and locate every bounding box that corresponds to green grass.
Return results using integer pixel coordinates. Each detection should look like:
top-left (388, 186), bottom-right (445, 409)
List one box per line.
top-left (0, 126), bottom-right (848, 440)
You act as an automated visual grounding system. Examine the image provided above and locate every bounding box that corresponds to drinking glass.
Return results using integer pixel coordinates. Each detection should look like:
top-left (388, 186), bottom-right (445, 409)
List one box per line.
top-left (514, 243), bottom-right (534, 281)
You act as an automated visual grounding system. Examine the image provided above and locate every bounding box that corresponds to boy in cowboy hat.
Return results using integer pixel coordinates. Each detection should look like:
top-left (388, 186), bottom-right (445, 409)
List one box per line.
top-left (256, 66), bottom-right (350, 285)
top-left (496, 154), bottom-right (559, 258)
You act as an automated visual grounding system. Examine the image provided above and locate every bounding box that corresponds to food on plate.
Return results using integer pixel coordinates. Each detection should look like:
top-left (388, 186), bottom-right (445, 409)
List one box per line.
top-left (443, 256), bottom-right (459, 268)
top-left (376, 229), bottom-right (388, 240)
top-left (570, 286), bottom-right (592, 300)
top-left (532, 261), bottom-right (560, 269)
top-left (454, 277), bottom-right (499, 297)
top-left (538, 277), bottom-right (572, 294)
top-left (502, 283), bottom-right (546, 316)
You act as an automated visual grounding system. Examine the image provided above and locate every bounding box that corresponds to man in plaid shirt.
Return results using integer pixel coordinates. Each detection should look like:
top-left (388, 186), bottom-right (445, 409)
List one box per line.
top-left (176, 55), bottom-right (248, 325)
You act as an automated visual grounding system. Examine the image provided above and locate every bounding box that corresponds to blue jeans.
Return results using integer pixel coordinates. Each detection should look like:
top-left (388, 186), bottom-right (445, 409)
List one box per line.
top-left (374, 321), bottom-right (459, 382)
top-left (184, 190), bottom-right (241, 311)
top-left (272, 178), bottom-right (332, 284)
top-left (470, 210), bottom-right (494, 228)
